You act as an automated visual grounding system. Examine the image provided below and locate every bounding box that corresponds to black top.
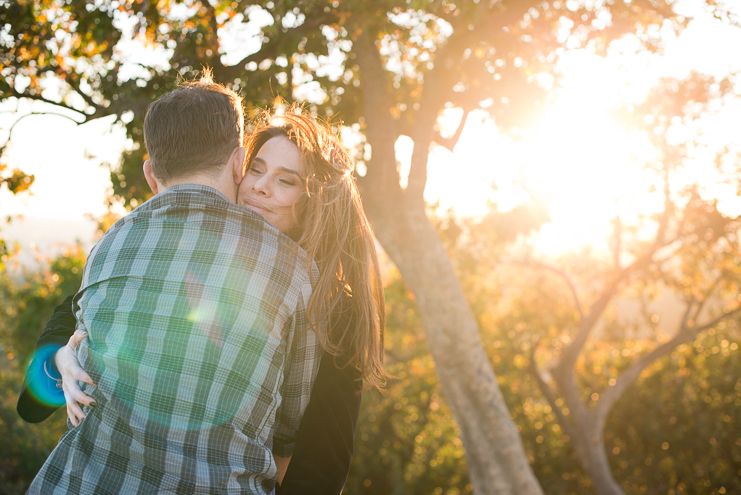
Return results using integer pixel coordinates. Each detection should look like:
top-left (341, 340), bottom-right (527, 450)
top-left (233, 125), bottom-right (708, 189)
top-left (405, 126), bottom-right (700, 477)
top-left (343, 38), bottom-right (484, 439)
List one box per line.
top-left (16, 295), bottom-right (77, 423)
top-left (18, 294), bottom-right (362, 494)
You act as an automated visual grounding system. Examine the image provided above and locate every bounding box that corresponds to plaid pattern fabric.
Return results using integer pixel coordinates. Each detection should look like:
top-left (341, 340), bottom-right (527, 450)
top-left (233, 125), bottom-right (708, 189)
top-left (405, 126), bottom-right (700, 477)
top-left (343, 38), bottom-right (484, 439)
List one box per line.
top-left (29, 185), bottom-right (322, 495)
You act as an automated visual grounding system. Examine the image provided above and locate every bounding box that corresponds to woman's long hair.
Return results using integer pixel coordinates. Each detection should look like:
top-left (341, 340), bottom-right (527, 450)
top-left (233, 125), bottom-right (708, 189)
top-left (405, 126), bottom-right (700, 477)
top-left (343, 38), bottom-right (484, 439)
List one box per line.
top-left (244, 108), bottom-right (387, 388)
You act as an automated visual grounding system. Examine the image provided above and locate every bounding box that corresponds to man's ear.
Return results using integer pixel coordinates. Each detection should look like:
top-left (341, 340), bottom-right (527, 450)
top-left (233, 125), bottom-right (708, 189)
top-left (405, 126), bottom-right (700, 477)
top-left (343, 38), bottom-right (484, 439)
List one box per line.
top-left (232, 146), bottom-right (246, 185)
top-left (143, 159), bottom-right (159, 195)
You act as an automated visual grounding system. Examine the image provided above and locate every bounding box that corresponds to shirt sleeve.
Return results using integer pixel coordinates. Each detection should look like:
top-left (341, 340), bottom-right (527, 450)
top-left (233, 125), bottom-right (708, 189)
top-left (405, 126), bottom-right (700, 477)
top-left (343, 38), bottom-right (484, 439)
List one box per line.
top-left (272, 277), bottom-right (324, 458)
top-left (17, 294), bottom-right (78, 423)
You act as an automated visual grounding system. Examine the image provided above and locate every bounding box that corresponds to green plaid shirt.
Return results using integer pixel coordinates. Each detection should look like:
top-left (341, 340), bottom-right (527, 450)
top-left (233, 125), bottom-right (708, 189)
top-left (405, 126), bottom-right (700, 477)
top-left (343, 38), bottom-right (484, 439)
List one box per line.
top-left (29, 185), bottom-right (322, 494)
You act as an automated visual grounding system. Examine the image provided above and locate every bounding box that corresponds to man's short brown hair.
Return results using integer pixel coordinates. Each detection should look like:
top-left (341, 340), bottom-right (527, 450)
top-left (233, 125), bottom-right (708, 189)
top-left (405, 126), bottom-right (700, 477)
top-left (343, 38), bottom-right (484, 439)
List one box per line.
top-left (144, 72), bottom-right (244, 183)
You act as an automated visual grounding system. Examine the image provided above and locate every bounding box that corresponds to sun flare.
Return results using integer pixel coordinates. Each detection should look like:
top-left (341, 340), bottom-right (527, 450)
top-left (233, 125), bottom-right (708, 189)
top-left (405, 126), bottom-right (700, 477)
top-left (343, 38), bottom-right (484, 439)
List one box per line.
top-left (420, 48), bottom-right (698, 255)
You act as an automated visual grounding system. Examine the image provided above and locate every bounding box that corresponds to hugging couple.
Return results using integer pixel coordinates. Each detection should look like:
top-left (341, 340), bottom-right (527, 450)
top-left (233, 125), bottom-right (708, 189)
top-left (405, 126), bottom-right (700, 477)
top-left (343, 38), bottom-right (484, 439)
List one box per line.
top-left (18, 73), bottom-right (386, 494)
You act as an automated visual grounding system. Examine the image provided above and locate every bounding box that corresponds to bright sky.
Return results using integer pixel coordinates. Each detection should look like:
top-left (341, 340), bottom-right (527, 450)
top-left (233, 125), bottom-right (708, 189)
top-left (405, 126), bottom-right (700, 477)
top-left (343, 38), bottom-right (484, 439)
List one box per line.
top-left (2, 5), bottom-right (740, 260)
top-left (419, 8), bottom-right (741, 255)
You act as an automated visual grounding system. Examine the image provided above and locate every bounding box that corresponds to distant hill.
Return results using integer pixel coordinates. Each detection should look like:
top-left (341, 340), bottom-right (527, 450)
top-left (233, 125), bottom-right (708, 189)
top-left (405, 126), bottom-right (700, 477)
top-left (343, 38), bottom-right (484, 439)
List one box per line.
top-left (1, 215), bottom-right (98, 272)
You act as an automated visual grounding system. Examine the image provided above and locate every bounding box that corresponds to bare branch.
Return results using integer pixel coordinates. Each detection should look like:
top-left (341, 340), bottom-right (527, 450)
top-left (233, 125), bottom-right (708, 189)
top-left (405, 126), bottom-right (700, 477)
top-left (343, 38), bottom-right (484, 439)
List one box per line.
top-left (4, 87), bottom-right (88, 119)
top-left (516, 259), bottom-right (584, 320)
top-left (619, 165), bottom-right (674, 278)
top-left (433, 107), bottom-right (471, 152)
top-left (550, 169), bottom-right (675, 377)
top-left (2, 112), bottom-right (85, 144)
top-left (692, 270), bottom-right (728, 322)
top-left (514, 256), bottom-right (607, 420)
top-left (405, 2), bottom-right (532, 200)
top-left (64, 75), bottom-right (101, 113)
top-left (555, 277), bottom-right (620, 377)
top-left (594, 327), bottom-right (691, 428)
top-left (524, 164), bottom-right (675, 424)
top-left (692, 296), bottom-right (709, 324)
top-left (594, 301), bottom-right (741, 428)
top-left (696, 303), bottom-right (741, 333)
top-left (611, 216), bottom-right (622, 270)
top-left (220, 46), bottom-right (279, 81)
top-left (218, 12), bottom-right (332, 81)
top-left (527, 341), bottom-right (578, 440)
top-left (679, 299), bottom-right (696, 331)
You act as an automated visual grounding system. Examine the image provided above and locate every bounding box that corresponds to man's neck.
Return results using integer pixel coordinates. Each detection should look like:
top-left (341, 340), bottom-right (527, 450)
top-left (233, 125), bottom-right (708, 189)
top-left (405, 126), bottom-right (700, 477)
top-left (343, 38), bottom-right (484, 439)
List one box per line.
top-left (159, 173), bottom-right (238, 203)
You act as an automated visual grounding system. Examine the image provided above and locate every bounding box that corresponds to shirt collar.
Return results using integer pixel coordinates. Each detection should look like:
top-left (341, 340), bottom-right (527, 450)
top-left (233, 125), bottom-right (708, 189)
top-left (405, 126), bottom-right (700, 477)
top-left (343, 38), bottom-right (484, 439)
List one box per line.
top-left (164, 183), bottom-right (233, 203)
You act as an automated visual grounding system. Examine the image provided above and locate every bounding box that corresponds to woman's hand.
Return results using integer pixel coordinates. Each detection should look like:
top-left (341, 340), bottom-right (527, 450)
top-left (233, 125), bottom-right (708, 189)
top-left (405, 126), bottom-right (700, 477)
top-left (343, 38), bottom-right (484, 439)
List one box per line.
top-left (274, 455), bottom-right (291, 486)
top-left (54, 329), bottom-right (96, 426)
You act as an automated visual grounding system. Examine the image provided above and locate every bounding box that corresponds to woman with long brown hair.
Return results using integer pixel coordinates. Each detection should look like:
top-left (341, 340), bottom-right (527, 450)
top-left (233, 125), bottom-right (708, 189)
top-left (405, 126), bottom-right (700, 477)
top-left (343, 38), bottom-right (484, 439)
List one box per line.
top-left (242, 109), bottom-right (386, 390)
top-left (18, 107), bottom-right (386, 494)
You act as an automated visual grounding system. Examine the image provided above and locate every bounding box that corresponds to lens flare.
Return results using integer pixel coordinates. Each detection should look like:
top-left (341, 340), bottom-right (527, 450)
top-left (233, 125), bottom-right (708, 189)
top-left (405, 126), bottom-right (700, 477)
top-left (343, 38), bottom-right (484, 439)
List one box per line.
top-left (25, 345), bottom-right (66, 407)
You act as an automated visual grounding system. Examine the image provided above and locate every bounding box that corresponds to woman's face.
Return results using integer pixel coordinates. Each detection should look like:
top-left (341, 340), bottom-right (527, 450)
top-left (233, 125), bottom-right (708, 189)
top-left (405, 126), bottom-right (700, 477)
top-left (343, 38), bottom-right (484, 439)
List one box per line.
top-left (238, 136), bottom-right (306, 235)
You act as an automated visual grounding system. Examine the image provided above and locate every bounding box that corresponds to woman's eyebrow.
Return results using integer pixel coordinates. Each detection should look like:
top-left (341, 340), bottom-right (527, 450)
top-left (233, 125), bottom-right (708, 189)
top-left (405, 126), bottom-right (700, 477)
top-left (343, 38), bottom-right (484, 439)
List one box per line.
top-left (252, 157), bottom-right (303, 178)
top-left (278, 166), bottom-right (303, 178)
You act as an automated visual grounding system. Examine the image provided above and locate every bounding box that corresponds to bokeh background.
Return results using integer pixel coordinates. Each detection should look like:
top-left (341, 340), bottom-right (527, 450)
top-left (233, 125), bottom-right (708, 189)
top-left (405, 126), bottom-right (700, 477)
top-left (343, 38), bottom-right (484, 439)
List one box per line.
top-left (1, 1), bottom-right (740, 494)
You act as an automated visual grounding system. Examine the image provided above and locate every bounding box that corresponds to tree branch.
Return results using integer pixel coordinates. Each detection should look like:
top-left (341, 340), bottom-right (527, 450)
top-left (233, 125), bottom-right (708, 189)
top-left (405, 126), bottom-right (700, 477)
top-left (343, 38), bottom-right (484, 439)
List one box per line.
top-left (433, 107), bottom-right (471, 152)
top-left (692, 270), bottom-right (728, 322)
top-left (353, 31), bottom-right (401, 198)
top-left (4, 87), bottom-right (89, 120)
top-left (553, 168), bottom-right (677, 377)
top-left (595, 328), bottom-right (689, 428)
top-left (218, 12), bottom-right (332, 82)
top-left (556, 276), bottom-right (620, 376)
top-left (527, 341), bottom-right (578, 440)
top-left (200, 0), bottom-right (226, 71)
top-left (612, 216), bottom-right (622, 270)
top-left (1, 112), bottom-right (85, 144)
top-left (696, 303), bottom-right (741, 333)
top-left (692, 296), bottom-right (709, 324)
top-left (405, 1), bottom-right (532, 200)
top-left (618, 165), bottom-right (674, 278)
top-left (594, 301), bottom-right (741, 428)
top-left (64, 75), bottom-right (102, 114)
top-left (519, 259), bottom-right (584, 320)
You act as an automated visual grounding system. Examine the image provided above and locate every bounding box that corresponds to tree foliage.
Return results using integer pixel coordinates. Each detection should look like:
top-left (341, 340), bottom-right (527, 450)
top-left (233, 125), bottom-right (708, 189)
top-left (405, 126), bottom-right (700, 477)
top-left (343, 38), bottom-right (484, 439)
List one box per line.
top-left (0, 244), bottom-right (85, 361)
top-left (3, 1), bottom-right (739, 492)
top-left (342, 261), bottom-right (741, 495)
top-left (2, 0), bottom-right (717, 208)
top-left (0, 247), bottom-right (84, 495)
top-left (1, 216), bottom-right (739, 494)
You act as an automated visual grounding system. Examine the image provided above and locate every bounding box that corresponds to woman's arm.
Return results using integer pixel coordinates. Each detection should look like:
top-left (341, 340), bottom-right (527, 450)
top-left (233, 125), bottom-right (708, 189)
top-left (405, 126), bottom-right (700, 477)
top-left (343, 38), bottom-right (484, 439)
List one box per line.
top-left (275, 349), bottom-right (362, 495)
top-left (16, 294), bottom-right (94, 424)
top-left (17, 295), bottom-right (77, 422)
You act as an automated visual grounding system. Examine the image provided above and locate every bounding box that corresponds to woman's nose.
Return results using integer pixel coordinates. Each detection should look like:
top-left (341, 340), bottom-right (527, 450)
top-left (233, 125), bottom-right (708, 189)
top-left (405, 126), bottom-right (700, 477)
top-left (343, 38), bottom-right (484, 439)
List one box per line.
top-left (253, 176), bottom-right (270, 196)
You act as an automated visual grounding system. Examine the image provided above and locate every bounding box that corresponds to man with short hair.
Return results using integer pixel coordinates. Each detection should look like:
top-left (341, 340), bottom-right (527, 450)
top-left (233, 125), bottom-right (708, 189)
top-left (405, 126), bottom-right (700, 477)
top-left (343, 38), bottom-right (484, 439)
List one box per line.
top-left (28, 76), bottom-right (322, 494)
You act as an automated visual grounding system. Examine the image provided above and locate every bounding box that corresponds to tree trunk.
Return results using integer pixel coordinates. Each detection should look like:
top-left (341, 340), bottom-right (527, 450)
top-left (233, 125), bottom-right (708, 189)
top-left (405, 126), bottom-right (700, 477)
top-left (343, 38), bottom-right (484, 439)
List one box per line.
top-left (566, 418), bottom-right (625, 495)
top-left (368, 201), bottom-right (544, 494)
top-left (551, 358), bottom-right (627, 495)
top-left (354, 30), bottom-right (543, 494)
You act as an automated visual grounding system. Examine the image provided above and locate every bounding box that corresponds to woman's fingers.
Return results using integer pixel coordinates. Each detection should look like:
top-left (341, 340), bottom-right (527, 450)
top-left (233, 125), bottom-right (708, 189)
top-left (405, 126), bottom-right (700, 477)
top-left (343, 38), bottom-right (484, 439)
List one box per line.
top-left (54, 334), bottom-right (97, 424)
top-left (63, 388), bottom-right (85, 426)
top-left (67, 329), bottom-right (88, 349)
top-left (65, 378), bottom-right (97, 408)
top-left (56, 341), bottom-right (95, 387)
top-left (71, 363), bottom-right (95, 386)
top-left (61, 363), bottom-right (96, 425)
top-left (63, 330), bottom-right (95, 386)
